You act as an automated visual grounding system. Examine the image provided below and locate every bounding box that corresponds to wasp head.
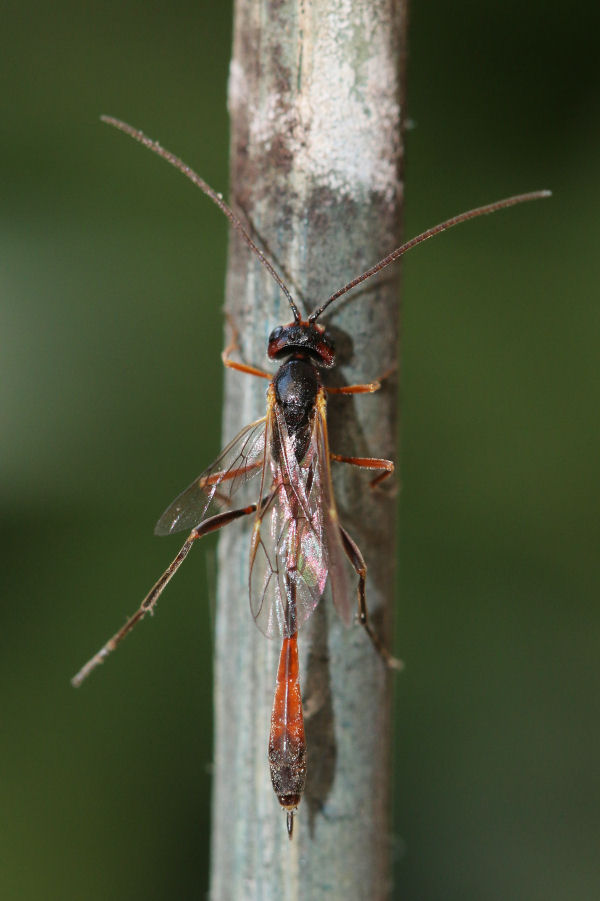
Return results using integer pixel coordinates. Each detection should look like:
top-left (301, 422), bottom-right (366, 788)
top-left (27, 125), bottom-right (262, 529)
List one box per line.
top-left (267, 321), bottom-right (335, 369)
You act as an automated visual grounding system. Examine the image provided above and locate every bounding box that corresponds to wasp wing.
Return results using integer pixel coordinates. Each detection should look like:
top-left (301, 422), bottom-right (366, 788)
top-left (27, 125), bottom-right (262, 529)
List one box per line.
top-left (313, 390), bottom-right (354, 627)
top-left (155, 416), bottom-right (267, 535)
top-left (249, 388), bottom-right (353, 638)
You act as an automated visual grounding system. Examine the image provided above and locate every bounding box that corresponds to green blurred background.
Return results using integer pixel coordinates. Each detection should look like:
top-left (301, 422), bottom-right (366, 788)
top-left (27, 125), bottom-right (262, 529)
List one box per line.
top-left (2, 2), bottom-right (599, 899)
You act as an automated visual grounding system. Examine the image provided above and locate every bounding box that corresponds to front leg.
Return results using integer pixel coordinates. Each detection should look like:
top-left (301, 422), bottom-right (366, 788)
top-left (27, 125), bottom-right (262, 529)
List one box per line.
top-left (326, 362), bottom-right (397, 395)
top-left (326, 379), bottom-right (382, 395)
top-left (222, 316), bottom-right (271, 379)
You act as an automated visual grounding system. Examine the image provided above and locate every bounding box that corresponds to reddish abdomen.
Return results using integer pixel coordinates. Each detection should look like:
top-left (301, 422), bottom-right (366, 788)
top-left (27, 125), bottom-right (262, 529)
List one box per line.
top-left (268, 633), bottom-right (306, 811)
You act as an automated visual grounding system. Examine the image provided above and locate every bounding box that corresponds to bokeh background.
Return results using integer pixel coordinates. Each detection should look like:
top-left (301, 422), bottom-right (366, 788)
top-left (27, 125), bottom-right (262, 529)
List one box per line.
top-left (2, 2), bottom-right (599, 899)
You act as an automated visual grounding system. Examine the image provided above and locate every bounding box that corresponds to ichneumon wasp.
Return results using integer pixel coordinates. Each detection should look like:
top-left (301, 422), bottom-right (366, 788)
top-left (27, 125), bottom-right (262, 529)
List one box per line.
top-left (72, 115), bottom-right (550, 837)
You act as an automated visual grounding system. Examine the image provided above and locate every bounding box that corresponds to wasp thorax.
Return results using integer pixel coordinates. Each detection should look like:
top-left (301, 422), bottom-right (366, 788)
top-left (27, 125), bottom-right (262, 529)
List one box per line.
top-left (267, 321), bottom-right (335, 369)
top-left (273, 359), bottom-right (318, 434)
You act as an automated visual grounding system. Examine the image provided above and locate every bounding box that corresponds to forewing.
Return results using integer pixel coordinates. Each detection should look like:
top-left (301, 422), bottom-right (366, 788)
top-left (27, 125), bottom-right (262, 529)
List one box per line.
top-left (313, 390), bottom-right (355, 627)
top-left (249, 400), bottom-right (332, 638)
top-left (155, 416), bottom-right (267, 535)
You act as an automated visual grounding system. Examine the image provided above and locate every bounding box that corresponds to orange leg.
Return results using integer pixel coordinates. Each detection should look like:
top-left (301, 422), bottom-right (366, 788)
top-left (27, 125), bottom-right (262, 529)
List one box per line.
top-left (198, 461), bottom-right (263, 505)
top-left (222, 353), bottom-right (271, 379)
top-left (198, 461), bottom-right (263, 490)
top-left (326, 380), bottom-right (382, 395)
top-left (330, 453), bottom-right (394, 488)
top-left (326, 362), bottom-right (397, 395)
top-left (222, 320), bottom-right (271, 379)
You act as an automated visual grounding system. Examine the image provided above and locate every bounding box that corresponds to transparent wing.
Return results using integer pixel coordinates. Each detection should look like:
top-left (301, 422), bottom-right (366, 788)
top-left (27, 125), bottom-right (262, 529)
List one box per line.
top-left (155, 416), bottom-right (267, 535)
top-left (313, 390), bottom-right (354, 627)
top-left (249, 390), bottom-right (352, 638)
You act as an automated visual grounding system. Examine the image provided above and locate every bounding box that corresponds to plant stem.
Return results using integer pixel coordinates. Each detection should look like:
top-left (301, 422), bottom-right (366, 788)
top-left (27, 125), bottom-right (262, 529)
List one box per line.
top-left (211, 1), bottom-right (406, 897)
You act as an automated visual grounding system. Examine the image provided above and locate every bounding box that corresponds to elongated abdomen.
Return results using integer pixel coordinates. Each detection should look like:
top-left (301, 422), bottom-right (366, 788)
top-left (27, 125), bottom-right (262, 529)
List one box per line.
top-left (268, 633), bottom-right (306, 835)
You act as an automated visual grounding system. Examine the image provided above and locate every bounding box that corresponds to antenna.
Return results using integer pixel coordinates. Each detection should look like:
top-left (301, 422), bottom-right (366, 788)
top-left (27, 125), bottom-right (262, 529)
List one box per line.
top-left (308, 190), bottom-right (552, 322)
top-left (101, 116), bottom-right (302, 322)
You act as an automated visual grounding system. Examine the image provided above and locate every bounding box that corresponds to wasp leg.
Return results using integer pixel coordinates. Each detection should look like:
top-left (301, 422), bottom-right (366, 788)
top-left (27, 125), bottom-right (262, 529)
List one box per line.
top-left (338, 525), bottom-right (403, 671)
top-left (326, 362), bottom-right (397, 395)
top-left (198, 460), bottom-right (264, 507)
top-left (330, 453), bottom-right (394, 489)
top-left (222, 350), bottom-right (271, 380)
top-left (326, 380), bottom-right (382, 395)
top-left (71, 503), bottom-right (257, 687)
top-left (222, 316), bottom-right (271, 379)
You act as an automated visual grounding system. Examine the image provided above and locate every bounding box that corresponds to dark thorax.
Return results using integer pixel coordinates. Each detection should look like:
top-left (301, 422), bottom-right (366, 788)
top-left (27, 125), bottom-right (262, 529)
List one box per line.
top-left (268, 320), bottom-right (335, 463)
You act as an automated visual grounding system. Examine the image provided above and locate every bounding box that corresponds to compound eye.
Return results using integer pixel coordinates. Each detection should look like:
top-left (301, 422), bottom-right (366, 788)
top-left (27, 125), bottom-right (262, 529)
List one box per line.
top-left (268, 326), bottom-right (283, 343)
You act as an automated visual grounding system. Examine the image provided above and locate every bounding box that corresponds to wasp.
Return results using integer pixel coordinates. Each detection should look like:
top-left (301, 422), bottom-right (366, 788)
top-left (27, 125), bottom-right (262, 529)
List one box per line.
top-left (72, 116), bottom-right (549, 837)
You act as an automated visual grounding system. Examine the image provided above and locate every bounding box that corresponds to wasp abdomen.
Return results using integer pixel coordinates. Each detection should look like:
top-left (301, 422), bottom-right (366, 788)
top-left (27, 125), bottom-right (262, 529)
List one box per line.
top-left (268, 634), bottom-right (307, 812)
